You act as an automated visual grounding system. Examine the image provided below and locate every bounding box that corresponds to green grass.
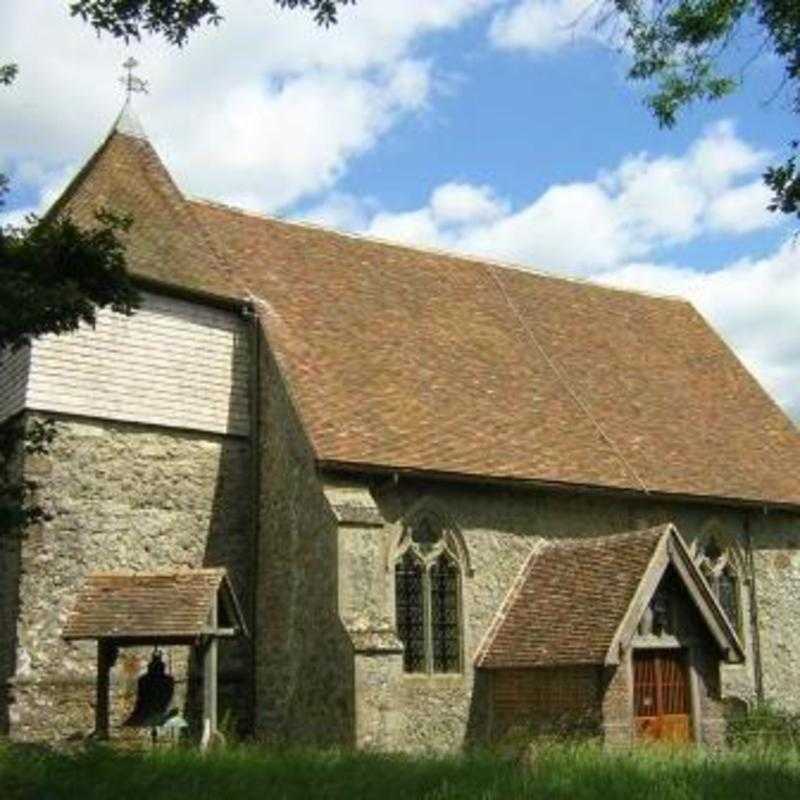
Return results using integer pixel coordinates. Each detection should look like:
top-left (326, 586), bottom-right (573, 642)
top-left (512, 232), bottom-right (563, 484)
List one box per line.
top-left (3, 740), bottom-right (800, 800)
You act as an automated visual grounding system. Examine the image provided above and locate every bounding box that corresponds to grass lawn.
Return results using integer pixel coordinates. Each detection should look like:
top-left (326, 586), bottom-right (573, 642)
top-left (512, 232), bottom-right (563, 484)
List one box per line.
top-left (3, 741), bottom-right (800, 800)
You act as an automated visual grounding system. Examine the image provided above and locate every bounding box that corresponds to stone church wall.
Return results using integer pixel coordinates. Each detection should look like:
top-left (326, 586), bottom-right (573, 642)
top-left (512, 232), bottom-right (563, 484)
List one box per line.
top-left (1, 414), bottom-right (252, 741)
top-left (333, 476), bottom-right (800, 752)
top-left (748, 510), bottom-right (800, 713)
top-left (254, 341), bottom-right (354, 746)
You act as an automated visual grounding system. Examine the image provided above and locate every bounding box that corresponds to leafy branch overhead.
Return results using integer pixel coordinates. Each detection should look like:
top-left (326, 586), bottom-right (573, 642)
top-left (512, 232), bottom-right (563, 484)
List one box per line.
top-left (0, 417), bottom-right (56, 537)
top-left (69, 0), bottom-right (355, 45)
top-left (0, 207), bottom-right (140, 352)
top-left (608, 0), bottom-right (800, 218)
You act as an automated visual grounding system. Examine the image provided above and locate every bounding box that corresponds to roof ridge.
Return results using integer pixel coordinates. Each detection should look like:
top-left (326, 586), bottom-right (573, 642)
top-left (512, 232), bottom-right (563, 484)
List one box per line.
top-left (187, 196), bottom-right (689, 305)
top-left (552, 524), bottom-right (670, 550)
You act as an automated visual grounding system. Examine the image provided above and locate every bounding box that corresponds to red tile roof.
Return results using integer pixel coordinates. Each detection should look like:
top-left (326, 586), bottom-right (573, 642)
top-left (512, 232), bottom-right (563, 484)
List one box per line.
top-left (63, 569), bottom-right (236, 641)
top-left (476, 527), bottom-right (667, 668)
top-left (52, 121), bottom-right (234, 298)
top-left (53, 120), bottom-right (800, 508)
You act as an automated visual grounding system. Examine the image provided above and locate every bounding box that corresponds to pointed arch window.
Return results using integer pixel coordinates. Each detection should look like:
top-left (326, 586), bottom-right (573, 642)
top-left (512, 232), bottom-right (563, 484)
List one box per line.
top-left (697, 534), bottom-right (743, 635)
top-left (393, 513), bottom-right (465, 674)
top-left (395, 553), bottom-right (425, 672)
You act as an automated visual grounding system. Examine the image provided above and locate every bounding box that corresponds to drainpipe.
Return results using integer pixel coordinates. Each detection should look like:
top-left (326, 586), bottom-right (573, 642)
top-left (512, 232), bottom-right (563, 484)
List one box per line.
top-left (242, 300), bottom-right (262, 733)
top-left (744, 512), bottom-right (765, 704)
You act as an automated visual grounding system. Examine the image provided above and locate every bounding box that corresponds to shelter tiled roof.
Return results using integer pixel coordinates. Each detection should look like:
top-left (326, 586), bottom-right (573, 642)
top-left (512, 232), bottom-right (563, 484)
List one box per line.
top-left (62, 569), bottom-right (235, 641)
top-left (477, 526), bottom-right (668, 668)
top-left (53, 113), bottom-right (800, 507)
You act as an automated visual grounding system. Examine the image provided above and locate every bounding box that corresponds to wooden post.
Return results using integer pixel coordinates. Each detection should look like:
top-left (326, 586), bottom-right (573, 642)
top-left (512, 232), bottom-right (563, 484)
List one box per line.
top-left (202, 600), bottom-right (219, 743)
top-left (203, 638), bottom-right (219, 738)
top-left (96, 640), bottom-right (114, 739)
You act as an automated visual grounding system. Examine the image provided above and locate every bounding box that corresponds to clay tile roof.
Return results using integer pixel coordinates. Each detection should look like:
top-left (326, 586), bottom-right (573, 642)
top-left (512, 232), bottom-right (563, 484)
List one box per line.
top-left (50, 107), bottom-right (235, 299)
top-left (62, 569), bottom-right (232, 641)
top-left (53, 119), bottom-right (800, 507)
top-left (189, 200), bottom-right (800, 507)
top-left (476, 526), bottom-right (669, 668)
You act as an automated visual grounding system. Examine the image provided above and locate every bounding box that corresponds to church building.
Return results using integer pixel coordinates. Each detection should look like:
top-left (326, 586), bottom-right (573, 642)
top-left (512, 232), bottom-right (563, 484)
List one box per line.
top-left (1, 104), bottom-right (799, 750)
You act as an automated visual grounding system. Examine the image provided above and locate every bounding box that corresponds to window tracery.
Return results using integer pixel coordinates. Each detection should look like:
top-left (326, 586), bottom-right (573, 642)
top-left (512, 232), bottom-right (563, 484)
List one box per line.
top-left (393, 509), bottom-right (465, 674)
top-left (695, 528), bottom-right (744, 635)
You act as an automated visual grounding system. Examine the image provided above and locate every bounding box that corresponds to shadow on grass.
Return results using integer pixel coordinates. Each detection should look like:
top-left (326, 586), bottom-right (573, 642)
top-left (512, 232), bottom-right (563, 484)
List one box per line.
top-left (3, 741), bottom-right (800, 800)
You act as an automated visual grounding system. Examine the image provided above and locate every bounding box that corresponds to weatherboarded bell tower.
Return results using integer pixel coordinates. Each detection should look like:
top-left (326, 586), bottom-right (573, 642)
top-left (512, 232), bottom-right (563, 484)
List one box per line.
top-left (0, 99), bottom-right (257, 740)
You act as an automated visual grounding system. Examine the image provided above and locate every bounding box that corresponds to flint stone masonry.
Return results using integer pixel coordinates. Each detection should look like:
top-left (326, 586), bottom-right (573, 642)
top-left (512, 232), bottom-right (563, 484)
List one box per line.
top-left (1, 414), bottom-right (252, 740)
top-left (750, 521), bottom-right (800, 712)
top-left (255, 343), bottom-right (354, 746)
top-left (6, 402), bottom-right (800, 750)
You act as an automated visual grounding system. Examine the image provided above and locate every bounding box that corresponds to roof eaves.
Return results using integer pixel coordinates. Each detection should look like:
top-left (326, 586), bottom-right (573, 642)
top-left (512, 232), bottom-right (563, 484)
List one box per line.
top-left (317, 459), bottom-right (800, 512)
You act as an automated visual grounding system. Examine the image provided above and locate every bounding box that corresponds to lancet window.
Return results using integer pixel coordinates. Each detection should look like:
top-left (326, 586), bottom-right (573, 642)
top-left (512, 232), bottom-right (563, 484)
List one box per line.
top-left (394, 512), bottom-right (464, 674)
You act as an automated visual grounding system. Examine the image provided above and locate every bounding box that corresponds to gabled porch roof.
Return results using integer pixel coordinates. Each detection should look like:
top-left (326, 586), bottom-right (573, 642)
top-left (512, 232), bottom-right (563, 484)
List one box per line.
top-left (475, 523), bottom-right (744, 670)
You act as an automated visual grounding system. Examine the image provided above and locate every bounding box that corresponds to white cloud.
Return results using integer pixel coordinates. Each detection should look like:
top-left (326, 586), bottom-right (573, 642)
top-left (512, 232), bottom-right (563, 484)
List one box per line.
top-left (362, 120), bottom-right (776, 273)
top-left (458, 181), bottom-right (623, 268)
top-left (302, 192), bottom-right (380, 231)
top-left (430, 182), bottom-right (508, 223)
top-left (364, 181), bottom-right (509, 247)
top-left (0, 0), bottom-right (492, 213)
top-left (489, 0), bottom-right (616, 53)
top-left (0, 162), bottom-right (76, 226)
top-left (163, 60), bottom-right (432, 210)
top-left (599, 120), bottom-right (771, 247)
top-left (706, 180), bottom-right (777, 234)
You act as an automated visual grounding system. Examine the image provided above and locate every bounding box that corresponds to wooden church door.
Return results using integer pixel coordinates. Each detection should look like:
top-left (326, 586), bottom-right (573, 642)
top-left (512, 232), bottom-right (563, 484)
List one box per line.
top-left (633, 650), bottom-right (692, 743)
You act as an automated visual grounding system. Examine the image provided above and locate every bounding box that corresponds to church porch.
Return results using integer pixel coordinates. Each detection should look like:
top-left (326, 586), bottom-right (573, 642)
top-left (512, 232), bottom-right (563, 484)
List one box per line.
top-left (476, 524), bottom-right (743, 748)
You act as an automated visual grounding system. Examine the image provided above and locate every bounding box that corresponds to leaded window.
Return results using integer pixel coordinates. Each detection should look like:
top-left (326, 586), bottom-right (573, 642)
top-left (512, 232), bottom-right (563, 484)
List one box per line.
top-left (431, 553), bottom-right (460, 672)
top-left (717, 568), bottom-right (739, 629)
top-left (393, 513), bottom-right (464, 674)
top-left (395, 553), bottom-right (426, 672)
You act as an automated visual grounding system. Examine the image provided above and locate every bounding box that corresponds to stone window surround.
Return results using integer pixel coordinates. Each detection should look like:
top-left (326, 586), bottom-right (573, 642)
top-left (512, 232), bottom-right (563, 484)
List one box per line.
top-left (692, 519), bottom-right (747, 641)
top-left (389, 501), bottom-right (471, 677)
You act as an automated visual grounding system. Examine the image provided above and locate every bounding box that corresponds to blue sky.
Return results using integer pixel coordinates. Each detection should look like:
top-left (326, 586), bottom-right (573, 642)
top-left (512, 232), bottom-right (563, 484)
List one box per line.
top-left (1, 0), bottom-right (798, 417)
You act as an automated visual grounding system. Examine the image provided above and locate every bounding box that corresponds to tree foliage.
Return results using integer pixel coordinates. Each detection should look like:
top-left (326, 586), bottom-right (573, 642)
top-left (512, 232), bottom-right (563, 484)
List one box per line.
top-left (69, 0), bottom-right (354, 45)
top-left (0, 208), bottom-right (140, 352)
top-left (0, 417), bottom-right (56, 536)
top-left (608, 0), bottom-right (800, 218)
